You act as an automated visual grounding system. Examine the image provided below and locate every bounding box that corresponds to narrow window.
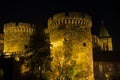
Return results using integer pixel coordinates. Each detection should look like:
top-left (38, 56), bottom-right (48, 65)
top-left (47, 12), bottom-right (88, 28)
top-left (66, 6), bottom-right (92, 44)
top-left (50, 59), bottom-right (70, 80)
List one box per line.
top-left (83, 43), bottom-right (86, 47)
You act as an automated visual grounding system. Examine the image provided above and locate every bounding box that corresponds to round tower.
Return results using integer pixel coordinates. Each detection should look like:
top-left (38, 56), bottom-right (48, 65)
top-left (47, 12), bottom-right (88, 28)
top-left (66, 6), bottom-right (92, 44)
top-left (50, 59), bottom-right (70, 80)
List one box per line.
top-left (48, 12), bottom-right (94, 80)
top-left (3, 22), bottom-right (34, 57)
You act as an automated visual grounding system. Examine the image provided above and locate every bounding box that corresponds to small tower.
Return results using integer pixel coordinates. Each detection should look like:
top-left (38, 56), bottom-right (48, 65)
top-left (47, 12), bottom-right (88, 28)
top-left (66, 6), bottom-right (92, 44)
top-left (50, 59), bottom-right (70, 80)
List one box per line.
top-left (99, 21), bottom-right (113, 51)
top-left (3, 22), bottom-right (34, 58)
top-left (48, 12), bottom-right (94, 80)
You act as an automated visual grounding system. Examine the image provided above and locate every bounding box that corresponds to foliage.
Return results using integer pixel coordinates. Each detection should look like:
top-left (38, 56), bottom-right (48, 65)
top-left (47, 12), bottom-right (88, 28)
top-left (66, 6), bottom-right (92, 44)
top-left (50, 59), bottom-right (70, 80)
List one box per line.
top-left (21, 72), bottom-right (36, 80)
top-left (50, 34), bottom-right (76, 80)
top-left (24, 25), bottom-right (52, 80)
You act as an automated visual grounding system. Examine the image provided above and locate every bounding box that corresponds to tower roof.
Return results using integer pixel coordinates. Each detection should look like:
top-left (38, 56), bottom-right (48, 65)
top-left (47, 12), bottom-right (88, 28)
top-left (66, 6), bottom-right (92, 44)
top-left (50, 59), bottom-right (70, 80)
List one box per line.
top-left (99, 21), bottom-right (110, 37)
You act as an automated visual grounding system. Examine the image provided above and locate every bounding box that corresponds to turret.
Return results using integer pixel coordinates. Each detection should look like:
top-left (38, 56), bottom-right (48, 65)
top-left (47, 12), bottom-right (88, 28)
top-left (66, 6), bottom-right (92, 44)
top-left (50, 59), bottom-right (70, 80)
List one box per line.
top-left (48, 12), bottom-right (94, 80)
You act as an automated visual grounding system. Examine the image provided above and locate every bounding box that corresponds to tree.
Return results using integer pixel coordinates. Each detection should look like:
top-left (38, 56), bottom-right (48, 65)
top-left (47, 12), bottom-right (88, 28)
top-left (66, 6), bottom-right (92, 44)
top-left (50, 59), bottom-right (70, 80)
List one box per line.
top-left (50, 34), bottom-right (76, 80)
top-left (23, 25), bottom-right (52, 80)
top-left (52, 53), bottom-right (75, 80)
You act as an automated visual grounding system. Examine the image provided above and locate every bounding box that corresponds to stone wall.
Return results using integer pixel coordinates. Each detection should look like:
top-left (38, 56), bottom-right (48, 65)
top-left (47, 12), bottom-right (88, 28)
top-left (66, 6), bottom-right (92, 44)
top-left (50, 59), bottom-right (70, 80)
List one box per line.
top-left (48, 12), bottom-right (94, 80)
top-left (3, 22), bottom-right (34, 56)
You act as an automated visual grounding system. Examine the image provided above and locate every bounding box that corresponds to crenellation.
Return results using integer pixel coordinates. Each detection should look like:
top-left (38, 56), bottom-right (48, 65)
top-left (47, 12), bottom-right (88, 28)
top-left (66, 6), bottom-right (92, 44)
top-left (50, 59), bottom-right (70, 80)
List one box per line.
top-left (48, 12), bottom-right (94, 80)
top-left (49, 19), bottom-right (92, 28)
top-left (4, 22), bottom-right (34, 33)
top-left (4, 22), bottom-right (16, 28)
top-left (69, 12), bottom-right (82, 17)
top-left (3, 22), bottom-right (34, 55)
top-left (53, 12), bottom-right (65, 20)
top-left (48, 12), bottom-right (92, 28)
top-left (1, 11), bottom-right (114, 80)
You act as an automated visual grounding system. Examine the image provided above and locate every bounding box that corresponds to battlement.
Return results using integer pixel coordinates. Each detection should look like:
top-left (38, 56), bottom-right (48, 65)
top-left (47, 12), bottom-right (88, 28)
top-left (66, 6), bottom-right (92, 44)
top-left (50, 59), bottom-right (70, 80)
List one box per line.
top-left (48, 12), bottom-right (92, 28)
top-left (4, 22), bottom-right (34, 33)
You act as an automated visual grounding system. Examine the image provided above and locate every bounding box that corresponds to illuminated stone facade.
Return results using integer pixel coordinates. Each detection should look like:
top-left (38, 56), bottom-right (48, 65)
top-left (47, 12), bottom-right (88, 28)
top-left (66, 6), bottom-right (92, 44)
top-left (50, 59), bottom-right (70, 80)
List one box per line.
top-left (3, 22), bottom-right (34, 57)
top-left (99, 26), bottom-right (113, 51)
top-left (48, 12), bottom-right (94, 80)
top-left (0, 11), bottom-right (114, 80)
top-left (92, 25), bottom-right (113, 51)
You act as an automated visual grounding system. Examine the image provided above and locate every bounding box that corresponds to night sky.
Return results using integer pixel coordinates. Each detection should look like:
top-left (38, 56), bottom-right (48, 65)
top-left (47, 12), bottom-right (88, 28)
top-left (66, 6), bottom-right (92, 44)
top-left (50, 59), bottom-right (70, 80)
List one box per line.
top-left (0, 0), bottom-right (120, 50)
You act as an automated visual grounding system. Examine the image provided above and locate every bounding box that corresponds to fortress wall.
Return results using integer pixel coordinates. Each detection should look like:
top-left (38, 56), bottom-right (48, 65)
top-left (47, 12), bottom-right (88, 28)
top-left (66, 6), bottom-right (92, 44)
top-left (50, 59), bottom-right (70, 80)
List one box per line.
top-left (48, 12), bottom-right (92, 29)
top-left (48, 12), bottom-right (94, 80)
top-left (3, 22), bottom-right (34, 55)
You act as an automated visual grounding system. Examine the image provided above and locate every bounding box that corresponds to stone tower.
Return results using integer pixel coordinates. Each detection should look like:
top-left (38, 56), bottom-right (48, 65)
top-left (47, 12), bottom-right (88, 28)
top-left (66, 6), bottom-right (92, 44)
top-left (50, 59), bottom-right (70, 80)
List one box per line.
top-left (3, 22), bottom-right (34, 58)
top-left (99, 21), bottom-right (113, 51)
top-left (48, 12), bottom-right (94, 80)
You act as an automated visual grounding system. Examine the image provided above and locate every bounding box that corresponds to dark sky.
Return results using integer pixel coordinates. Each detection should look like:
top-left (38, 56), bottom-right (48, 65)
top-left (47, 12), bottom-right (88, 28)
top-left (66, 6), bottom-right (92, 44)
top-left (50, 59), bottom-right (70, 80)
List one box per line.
top-left (0, 0), bottom-right (120, 50)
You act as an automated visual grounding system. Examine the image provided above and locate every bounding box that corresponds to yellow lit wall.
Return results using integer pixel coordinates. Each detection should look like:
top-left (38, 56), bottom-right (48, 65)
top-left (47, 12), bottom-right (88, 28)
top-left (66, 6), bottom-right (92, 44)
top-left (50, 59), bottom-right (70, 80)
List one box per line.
top-left (98, 25), bottom-right (113, 51)
top-left (92, 35), bottom-right (113, 51)
top-left (99, 38), bottom-right (113, 51)
top-left (3, 22), bottom-right (34, 56)
top-left (21, 64), bottom-right (29, 74)
top-left (48, 12), bottom-right (94, 80)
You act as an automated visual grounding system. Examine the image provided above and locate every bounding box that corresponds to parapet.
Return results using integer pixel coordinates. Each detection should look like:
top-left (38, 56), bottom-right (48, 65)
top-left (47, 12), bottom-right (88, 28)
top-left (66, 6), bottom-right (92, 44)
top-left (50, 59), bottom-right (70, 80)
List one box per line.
top-left (48, 12), bottom-right (92, 28)
top-left (4, 22), bottom-right (34, 33)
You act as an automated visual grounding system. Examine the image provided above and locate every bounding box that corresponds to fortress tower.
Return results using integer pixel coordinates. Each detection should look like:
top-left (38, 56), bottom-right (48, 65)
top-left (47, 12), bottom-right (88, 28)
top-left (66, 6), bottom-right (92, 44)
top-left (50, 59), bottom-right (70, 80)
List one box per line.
top-left (3, 22), bottom-right (34, 58)
top-left (48, 12), bottom-right (94, 80)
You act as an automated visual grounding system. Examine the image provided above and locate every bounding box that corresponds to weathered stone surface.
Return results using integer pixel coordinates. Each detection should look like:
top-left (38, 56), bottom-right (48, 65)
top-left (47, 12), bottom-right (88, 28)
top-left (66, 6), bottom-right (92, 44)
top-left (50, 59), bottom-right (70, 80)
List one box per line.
top-left (48, 12), bottom-right (94, 80)
top-left (4, 22), bottom-right (34, 55)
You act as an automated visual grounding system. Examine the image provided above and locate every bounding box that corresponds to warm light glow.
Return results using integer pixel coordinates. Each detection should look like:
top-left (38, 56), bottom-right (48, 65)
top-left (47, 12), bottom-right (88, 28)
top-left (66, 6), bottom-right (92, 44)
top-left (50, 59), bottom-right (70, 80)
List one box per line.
top-left (15, 56), bottom-right (20, 61)
top-left (105, 73), bottom-right (110, 79)
top-left (48, 12), bottom-right (94, 80)
top-left (21, 64), bottom-right (29, 74)
top-left (3, 22), bottom-right (34, 55)
top-left (0, 11), bottom-right (115, 80)
top-left (51, 39), bottom-right (63, 48)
